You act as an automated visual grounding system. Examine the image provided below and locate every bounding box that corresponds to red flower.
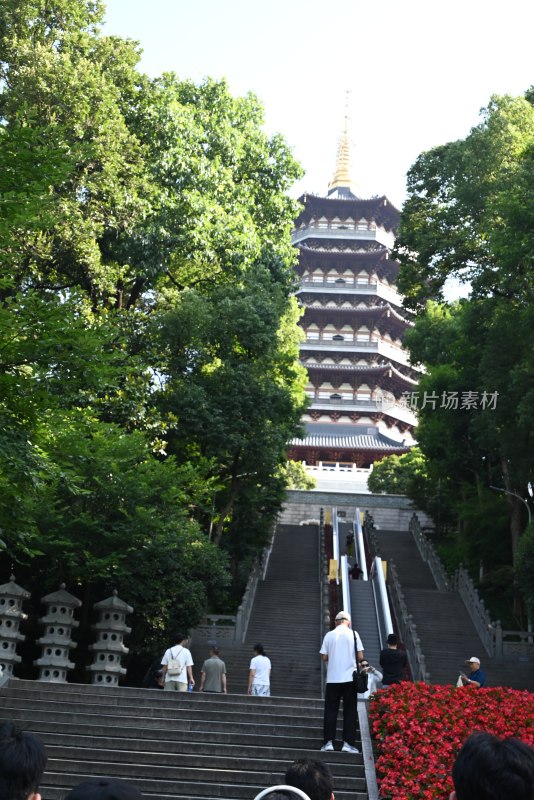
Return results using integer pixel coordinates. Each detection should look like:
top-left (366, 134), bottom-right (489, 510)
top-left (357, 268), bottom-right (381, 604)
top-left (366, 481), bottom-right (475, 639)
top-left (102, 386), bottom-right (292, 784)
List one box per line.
top-left (369, 683), bottom-right (534, 800)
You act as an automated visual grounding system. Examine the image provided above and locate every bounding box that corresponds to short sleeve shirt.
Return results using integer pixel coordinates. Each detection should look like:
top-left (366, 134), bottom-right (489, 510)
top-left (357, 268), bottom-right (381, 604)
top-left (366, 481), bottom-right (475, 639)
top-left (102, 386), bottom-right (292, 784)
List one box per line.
top-left (201, 656), bottom-right (226, 692)
top-left (470, 667), bottom-right (486, 687)
top-left (320, 624), bottom-right (364, 683)
top-left (161, 644), bottom-right (193, 684)
top-left (249, 654), bottom-right (271, 686)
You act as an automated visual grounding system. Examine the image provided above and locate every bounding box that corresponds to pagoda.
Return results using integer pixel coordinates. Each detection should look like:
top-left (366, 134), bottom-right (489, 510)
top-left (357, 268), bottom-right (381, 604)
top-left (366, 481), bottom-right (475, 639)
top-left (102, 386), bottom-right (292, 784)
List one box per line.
top-left (288, 117), bottom-right (419, 469)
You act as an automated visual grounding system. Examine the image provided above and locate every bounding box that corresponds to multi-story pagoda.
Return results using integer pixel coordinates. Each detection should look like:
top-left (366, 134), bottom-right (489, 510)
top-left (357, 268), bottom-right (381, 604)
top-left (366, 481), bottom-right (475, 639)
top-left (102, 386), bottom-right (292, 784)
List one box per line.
top-left (288, 119), bottom-right (419, 469)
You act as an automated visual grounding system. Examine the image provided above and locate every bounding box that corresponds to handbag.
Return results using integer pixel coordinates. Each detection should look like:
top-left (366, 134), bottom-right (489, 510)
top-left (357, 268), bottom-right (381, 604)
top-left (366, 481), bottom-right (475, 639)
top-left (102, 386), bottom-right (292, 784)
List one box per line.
top-left (352, 633), bottom-right (368, 693)
top-left (167, 646), bottom-right (185, 677)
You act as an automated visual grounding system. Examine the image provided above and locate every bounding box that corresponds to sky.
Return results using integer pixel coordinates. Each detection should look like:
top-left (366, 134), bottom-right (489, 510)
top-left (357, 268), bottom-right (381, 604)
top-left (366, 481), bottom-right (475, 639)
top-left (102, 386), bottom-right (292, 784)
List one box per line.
top-left (102, 0), bottom-right (534, 211)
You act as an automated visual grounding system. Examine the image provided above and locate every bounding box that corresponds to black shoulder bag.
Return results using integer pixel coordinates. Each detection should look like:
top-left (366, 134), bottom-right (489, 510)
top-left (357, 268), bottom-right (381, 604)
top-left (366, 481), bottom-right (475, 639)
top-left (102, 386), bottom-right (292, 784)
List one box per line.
top-left (352, 632), bottom-right (368, 693)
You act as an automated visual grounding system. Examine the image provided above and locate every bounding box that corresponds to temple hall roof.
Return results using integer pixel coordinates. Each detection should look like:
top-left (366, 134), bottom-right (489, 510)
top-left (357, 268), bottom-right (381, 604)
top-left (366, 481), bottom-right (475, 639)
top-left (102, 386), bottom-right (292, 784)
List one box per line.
top-left (290, 424), bottom-right (408, 451)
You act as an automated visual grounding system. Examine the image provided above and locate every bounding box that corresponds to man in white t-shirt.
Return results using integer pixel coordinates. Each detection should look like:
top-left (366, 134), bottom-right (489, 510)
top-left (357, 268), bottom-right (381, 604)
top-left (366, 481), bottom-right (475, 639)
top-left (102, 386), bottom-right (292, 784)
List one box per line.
top-left (247, 643), bottom-right (271, 696)
top-left (319, 610), bottom-right (364, 754)
top-left (161, 633), bottom-right (194, 692)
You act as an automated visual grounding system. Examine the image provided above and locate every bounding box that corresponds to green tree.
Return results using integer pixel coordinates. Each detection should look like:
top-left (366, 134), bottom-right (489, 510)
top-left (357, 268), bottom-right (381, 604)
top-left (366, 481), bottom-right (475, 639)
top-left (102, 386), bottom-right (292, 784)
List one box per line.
top-left (156, 257), bottom-right (307, 545)
top-left (396, 90), bottom-right (534, 565)
top-left (368, 447), bottom-right (428, 495)
top-left (515, 522), bottom-right (534, 617)
top-left (395, 93), bottom-right (534, 308)
top-left (0, 0), bottom-right (307, 644)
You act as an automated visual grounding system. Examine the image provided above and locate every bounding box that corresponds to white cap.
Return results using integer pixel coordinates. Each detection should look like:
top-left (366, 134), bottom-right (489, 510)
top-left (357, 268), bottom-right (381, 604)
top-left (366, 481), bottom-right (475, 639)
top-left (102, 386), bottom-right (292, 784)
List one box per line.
top-left (467, 656), bottom-right (480, 664)
top-left (335, 611), bottom-right (351, 622)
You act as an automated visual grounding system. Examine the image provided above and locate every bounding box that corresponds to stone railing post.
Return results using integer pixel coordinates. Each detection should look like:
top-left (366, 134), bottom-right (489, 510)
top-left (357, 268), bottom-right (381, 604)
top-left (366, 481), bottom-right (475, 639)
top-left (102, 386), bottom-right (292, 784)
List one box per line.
top-left (0, 575), bottom-right (30, 680)
top-left (494, 620), bottom-right (503, 657)
top-left (35, 585), bottom-right (81, 682)
top-left (455, 565), bottom-right (495, 656)
top-left (88, 590), bottom-right (133, 686)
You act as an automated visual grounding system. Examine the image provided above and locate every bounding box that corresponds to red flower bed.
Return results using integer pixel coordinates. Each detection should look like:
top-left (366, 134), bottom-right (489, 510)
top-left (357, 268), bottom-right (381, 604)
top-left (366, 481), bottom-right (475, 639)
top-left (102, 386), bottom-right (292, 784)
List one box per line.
top-left (369, 682), bottom-right (534, 800)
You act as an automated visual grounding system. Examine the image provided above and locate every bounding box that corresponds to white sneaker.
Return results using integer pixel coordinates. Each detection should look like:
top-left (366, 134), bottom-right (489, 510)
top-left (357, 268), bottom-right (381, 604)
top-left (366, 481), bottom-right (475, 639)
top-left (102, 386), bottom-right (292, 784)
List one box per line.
top-left (342, 742), bottom-right (360, 753)
top-left (320, 741), bottom-right (334, 751)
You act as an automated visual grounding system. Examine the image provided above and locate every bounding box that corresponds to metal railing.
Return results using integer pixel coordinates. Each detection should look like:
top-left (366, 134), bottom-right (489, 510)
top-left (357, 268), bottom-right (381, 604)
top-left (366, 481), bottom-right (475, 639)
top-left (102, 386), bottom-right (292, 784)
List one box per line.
top-left (353, 509), bottom-right (368, 581)
top-left (409, 513), bottom-right (451, 591)
top-left (332, 507), bottom-right (340, 583)
top-left (370, 556), bottom-right (393, 649)
top-left (363, 511), bottom-right (430, 682)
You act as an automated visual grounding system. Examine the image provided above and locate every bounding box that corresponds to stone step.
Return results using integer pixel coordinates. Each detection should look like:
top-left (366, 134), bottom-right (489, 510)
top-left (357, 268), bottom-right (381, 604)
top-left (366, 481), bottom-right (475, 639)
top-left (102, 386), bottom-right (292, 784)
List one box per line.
top-left (0, 705), bottom-right (325, 741)
top-left (44, 757), bottom-right (367, 791)
top-left (7, 680), bottom-right (324, 709)
top-left (0, 695), bottom-right (323, 728)
top-left (42, 738), bottom-right (365, 776)
top-left (0, 517), bottom-right (371, 800)
top-left (36, 736), bottom-right (364, 777)
top-left (43, 774), bottom-right (366, 800)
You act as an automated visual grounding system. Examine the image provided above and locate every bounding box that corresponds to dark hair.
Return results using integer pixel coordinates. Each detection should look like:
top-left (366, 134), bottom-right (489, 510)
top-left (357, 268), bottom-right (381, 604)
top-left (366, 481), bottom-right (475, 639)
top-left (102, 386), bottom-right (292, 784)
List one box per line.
top-left (285, 758), bottom-right (333, 800)
top-left (253, 643), bottom-right (265, 656)
top-left (211, 646), bottom-right (220, 655)
top-left (262, 794), bottom-right (291, 800)
top-left (387, 634), bottom-right (398, 646)
top-left (65, 778), bottom-right (144, 799)
top-left (452, 732), bottom-right (534, 800)
top-left (174, 632), bottom-right (186, 643)
top-left (0, 722), bottom-right (47, 800)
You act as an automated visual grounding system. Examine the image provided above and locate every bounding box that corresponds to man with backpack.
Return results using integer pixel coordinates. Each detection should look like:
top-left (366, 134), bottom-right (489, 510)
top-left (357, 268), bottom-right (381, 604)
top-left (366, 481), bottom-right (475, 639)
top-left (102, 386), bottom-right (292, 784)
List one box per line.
top-left (161, 632), bottom-right (194, 692)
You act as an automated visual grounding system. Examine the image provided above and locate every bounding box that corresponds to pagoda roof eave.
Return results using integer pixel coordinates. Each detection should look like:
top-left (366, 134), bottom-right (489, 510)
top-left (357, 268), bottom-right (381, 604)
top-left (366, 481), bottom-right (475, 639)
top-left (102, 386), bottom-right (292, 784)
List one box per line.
top-left (295, 193), bottom-right (400, 232)
top-left (301, 361), bottom-right (420, 386)
top-left (302, 302), bottom-right (414, 329)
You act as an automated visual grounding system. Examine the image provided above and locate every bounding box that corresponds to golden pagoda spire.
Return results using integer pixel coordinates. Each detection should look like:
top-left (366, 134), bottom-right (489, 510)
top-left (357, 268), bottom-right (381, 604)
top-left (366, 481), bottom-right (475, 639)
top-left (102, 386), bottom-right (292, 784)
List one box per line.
top-left (328, 92), bottom-right (353, 194)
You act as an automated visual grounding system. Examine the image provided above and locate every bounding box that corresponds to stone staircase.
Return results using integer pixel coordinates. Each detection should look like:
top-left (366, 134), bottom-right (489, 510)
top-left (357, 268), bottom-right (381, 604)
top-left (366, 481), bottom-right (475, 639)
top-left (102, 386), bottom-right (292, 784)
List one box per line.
top-left (375, 529), bottom-right (534, 690)
top-left (191, 524), bottom-right (322, 698)
top-left (0, 680), bottom-right (368, 800)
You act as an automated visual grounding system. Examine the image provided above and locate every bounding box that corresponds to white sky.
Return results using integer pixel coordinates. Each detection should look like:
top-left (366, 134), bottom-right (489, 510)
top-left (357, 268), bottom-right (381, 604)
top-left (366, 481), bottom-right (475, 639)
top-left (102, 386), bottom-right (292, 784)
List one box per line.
top-left (103, 0), bottom-right (534, 210)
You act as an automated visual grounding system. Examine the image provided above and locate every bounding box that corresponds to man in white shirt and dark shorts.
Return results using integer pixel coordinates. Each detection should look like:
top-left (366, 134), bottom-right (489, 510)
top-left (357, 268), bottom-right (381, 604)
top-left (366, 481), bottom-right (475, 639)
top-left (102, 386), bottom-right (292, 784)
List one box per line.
top-left (319, 610), bottom-right (364, 754)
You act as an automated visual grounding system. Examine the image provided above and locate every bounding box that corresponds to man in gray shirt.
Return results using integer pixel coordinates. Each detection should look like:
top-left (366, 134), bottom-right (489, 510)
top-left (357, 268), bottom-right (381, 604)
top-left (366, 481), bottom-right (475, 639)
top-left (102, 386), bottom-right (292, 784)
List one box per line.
top-left (199, 646), bottom-right (227, 693)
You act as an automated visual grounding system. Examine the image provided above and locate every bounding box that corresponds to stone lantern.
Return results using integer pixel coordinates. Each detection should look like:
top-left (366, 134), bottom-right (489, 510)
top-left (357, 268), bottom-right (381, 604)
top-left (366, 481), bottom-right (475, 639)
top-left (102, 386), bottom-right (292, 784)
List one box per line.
top-left (0, 575), bottom-right (30, 679)
top-left (34, 584), bottom-right (81, 682)
top-left (88, 590), bottom-right (133, 686)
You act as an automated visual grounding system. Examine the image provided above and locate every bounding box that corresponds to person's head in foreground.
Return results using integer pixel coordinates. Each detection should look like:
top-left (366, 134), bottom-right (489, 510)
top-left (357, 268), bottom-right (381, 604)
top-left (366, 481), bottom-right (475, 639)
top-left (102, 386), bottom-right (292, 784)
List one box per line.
top-left (0, 722), bottom-right (47, 800)
top-left (65, 778), bottom-right (145, 800)
top-left (451, 731), bottom-right (534, 800)
top-left (285, 758), bottom-right (334, 800)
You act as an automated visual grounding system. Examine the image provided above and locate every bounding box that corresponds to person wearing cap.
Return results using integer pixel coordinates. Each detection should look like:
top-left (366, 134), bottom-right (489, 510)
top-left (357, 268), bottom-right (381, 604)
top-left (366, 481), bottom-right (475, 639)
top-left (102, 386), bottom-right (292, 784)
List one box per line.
top-left (65, 778), bottom-right (145, 800)
top-left (319, 610), bottom-right (364, 754)
top-left (459, 656), bottom-right (486, 688)
top-left (379, 633), bottom-right (407, 687)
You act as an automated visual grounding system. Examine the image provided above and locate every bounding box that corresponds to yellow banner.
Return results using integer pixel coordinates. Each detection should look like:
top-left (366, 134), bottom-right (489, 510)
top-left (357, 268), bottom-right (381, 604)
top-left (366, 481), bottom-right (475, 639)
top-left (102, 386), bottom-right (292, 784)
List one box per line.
top-left (329, 559), bottom-right (338, 580)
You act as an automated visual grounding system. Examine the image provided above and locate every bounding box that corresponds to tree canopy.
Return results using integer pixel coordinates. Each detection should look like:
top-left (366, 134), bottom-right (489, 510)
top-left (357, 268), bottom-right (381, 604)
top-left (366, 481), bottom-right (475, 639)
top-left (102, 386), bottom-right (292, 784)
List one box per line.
top-left (0, 0), bottom-right (307, 662)
top-left (393, 88), bottom-right (534, 621)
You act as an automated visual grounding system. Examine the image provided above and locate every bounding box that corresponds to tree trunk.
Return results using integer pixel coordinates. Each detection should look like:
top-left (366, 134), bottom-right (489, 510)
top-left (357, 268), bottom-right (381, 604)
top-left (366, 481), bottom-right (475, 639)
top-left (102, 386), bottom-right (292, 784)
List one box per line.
top-left (212, 488), bottom-right (238, 546)
top-left (501, 458), bottom-right (526, 559)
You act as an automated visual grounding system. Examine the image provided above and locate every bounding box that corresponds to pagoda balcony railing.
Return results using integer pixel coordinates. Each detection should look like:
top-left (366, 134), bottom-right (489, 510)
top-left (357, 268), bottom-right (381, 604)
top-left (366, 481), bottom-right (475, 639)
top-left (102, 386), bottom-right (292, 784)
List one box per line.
top-left (306, 396), bottom-right (417, 425)
top-left (292, 224), bottom-right (395, 250)
top-left (297, 279), bottom-right (401, 305)
top-left (300, 338), bottom-right (411, 366)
